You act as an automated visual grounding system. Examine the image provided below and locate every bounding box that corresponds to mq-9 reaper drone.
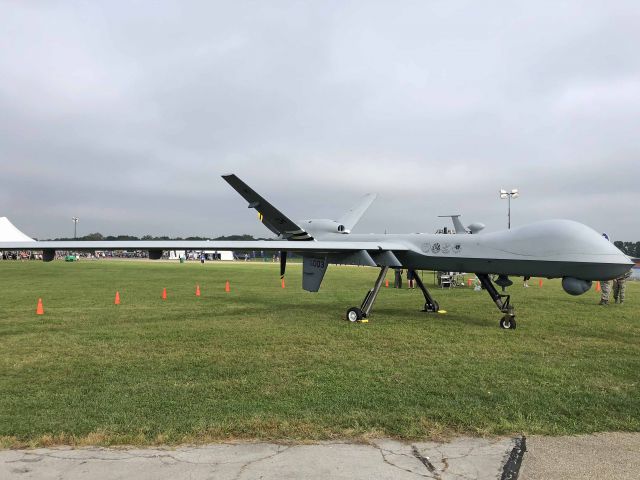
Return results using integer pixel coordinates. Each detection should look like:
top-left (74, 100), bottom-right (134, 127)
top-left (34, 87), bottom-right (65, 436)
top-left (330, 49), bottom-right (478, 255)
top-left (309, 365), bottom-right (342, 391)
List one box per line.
top-left (0, 174), bottom-right (632, 329)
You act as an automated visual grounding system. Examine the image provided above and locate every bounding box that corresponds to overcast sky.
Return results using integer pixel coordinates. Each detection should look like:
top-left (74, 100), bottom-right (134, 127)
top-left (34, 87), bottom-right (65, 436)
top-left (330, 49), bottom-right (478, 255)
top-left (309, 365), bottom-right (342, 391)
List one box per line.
top-left (1, 1), bottom-right (639, 240)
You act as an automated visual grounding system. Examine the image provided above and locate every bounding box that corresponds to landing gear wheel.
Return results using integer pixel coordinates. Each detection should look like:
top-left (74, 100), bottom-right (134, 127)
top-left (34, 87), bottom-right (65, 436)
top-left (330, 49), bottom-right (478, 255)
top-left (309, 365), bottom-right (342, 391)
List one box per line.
top-left (346, 307), bottom-right (363, 322)
top-left (424, 301), bottom-right (439, 312)
top-left (499, 316), bottom-right (516, 330)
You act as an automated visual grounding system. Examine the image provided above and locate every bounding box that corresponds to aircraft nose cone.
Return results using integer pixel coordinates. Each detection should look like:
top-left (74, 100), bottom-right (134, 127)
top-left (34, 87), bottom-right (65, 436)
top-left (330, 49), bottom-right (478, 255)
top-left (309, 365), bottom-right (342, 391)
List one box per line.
top-left (597, 231), bottom-right (634, 278)
top-left (601, 235), bottom-right (633, 262)
top-left (516, 220), bottom-right (633, 280)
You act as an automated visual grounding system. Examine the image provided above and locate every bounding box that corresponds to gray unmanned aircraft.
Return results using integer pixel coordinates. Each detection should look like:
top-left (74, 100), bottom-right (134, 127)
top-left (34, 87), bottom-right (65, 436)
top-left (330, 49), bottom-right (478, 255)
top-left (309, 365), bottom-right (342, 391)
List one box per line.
top-left (0, 174), bottom-right (633, 329)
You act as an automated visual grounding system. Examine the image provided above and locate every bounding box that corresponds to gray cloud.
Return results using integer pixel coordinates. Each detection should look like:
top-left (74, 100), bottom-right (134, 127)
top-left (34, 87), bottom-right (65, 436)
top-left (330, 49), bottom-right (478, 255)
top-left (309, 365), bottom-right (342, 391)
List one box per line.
top-left (1, 1), bottom-right (638, 241)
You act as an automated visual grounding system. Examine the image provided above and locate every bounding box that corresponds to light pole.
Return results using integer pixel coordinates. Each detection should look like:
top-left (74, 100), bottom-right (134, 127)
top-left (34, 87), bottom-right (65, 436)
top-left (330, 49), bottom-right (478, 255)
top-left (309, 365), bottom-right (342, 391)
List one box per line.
top-left (499, 189), bottom-right (519, 229)
top-left (72, 217), bottom-right (79, 239)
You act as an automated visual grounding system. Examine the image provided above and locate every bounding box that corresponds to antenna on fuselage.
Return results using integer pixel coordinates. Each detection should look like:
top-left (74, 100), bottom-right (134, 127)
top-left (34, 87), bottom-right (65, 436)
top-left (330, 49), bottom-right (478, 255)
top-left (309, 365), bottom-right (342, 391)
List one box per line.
top-left (438, 215), bottom-right (485, 234)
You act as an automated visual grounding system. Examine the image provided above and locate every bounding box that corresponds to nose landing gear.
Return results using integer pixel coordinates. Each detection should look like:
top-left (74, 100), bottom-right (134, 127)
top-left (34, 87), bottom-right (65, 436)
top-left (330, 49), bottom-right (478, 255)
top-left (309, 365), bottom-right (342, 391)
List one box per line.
top-left (476, 273), bottom-right (516, 329)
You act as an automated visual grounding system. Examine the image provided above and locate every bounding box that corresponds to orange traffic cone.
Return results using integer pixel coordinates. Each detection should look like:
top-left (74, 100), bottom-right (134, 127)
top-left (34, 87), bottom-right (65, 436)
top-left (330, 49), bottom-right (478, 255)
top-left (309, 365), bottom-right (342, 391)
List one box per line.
top-left (467, 278), bottom-right (472, 287)
top-left (595, 281), bottom-right (601, 292)
top-left (114, 291), bottom-right (121, 305)
top-left (36, 298), bottom-right (44, 315)
top-left (196, 285), bottom-right (201, 297)
top-left (281, 278), bottom-right (285, 289)
top-left (538, 278), bottom-right (543, 288)
top-left (162, 287), bottom-right (167, 300)
top-left (385, 279), bottom-right (389, 288)
top-left (225, 281), bottom-right (230, 292)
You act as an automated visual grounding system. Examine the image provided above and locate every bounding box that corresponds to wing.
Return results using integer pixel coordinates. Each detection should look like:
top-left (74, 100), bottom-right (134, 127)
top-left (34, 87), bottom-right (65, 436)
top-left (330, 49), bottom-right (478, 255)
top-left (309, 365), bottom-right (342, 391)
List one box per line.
top-left (1, 238), bottom-right (406, 274)
top-left (222, 174), bottom-right (313, 241)
top-left (0, 239), bottom-right (407, 256)
top-left (0, 239), bottom-right (408, 293)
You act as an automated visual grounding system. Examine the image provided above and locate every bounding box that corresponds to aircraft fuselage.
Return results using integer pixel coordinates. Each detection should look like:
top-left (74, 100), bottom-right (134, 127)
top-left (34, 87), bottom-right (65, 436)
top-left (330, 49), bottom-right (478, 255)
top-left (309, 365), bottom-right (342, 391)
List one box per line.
top-left (308, 219), bottom-right (631, 281)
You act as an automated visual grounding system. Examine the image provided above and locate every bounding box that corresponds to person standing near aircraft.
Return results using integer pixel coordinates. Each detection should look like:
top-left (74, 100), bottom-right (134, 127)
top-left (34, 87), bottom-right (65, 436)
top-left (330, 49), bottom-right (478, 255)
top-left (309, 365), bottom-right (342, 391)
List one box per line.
top-left (599, 233), bottom-right (613, 305)
top-left (394, 268), bottom-right (403, 288)
top-left (407, 269), bottom-right (416, 289)
top-left (613, 270), bottom-right (632, 304)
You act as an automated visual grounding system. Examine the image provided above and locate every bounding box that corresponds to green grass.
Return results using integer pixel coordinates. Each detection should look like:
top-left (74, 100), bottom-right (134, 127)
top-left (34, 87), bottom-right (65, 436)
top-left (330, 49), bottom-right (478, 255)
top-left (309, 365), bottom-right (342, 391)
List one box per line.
top-left (1, 260), bottom-right (639, 447)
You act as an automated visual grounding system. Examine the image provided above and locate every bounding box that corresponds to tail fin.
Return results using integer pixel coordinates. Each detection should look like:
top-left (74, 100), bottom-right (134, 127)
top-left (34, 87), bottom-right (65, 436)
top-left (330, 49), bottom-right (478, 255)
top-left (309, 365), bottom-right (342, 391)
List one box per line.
top-left (438, 215), bottom-right (467, 234)
top-left (222, 174), bottom-right (314, 240)
top-left (338, 194), bottom-right (376, 233)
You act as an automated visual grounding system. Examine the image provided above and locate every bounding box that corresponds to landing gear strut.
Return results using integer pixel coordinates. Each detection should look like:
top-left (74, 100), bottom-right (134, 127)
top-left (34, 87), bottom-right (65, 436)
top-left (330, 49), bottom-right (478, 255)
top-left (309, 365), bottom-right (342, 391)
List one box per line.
top-left (476, 273), bottom-right (516, 329)
top-left (346, 266), bottom-right (389, 322)
top-left (411, 269), bottom-right (439, 313)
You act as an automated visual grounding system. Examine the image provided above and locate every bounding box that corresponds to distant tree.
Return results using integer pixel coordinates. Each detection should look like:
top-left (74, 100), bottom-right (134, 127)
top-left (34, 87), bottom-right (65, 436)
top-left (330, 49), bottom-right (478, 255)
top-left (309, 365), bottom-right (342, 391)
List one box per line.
top-left (45, 233), bottom-right (267, 242)
top-left (83, 232), bottom-right (104, 241)
top-left (612, 241), bottom-right (640, 257)
top-left (105, 235), bottom-right (140, 241)
top-left (213, 234), bottom-right (260, 241)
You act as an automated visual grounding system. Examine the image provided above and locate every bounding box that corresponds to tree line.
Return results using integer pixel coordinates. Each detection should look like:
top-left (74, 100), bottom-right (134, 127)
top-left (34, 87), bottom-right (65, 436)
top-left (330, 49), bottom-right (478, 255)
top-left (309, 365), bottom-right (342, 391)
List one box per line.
top-left (45, 233), bottom-right (265, 242)
top-left (35, 234), bottom-right (640, 258)
top-left (614, 241), bottom-right (640, 258)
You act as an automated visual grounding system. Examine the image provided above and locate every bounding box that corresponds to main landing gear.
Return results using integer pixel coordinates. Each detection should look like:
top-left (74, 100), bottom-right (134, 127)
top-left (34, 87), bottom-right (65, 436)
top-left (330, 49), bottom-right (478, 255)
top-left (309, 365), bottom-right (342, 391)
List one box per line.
top-left (346, 269), bottom-right (516, 329)
top-left (476, 274), bottom-right (516, 329)
top-left (346, 268), bottom-right (441, 322)
top-left (412, 269), bottom-right (440, 313)
top-left (346, 266), bottom-right (389, 322)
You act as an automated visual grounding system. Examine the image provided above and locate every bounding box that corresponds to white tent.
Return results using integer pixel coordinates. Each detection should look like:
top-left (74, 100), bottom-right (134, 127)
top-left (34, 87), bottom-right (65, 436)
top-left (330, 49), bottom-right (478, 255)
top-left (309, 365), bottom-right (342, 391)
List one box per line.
top-left (204, 250), bottom-right (234, 261)
top-left (169, 250), bottom-right (234, 261)
top-left (0, 217), bottom-right (34, 242)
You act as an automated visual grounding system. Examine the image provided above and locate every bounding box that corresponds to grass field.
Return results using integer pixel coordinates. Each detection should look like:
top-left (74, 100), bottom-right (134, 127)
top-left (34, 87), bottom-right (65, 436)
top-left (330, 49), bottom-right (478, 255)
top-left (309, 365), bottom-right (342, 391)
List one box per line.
top-left (1, 260), bottom-right (639, 447)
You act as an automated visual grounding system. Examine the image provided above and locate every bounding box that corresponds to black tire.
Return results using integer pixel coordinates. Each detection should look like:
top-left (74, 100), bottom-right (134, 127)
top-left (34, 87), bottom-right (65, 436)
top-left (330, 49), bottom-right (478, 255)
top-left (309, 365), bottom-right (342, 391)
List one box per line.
top-left (346, 307), bottom-right (363, 322)
top-left (424, 301), bottom-right (439, 312)
top-left (500, 316), bottom-right (516, 329)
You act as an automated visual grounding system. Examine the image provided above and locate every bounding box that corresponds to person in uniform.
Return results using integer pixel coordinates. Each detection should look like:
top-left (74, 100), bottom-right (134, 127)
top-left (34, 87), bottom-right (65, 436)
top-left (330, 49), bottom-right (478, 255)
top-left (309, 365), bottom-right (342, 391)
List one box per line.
top-left (394, 268), bottom-right (403, 289)
top-left (613, 270), bottom-right (632, 304)
top-left (599, 233), bottom-right (613, 305)
top-left (599, 280), bottom-right (612, 305)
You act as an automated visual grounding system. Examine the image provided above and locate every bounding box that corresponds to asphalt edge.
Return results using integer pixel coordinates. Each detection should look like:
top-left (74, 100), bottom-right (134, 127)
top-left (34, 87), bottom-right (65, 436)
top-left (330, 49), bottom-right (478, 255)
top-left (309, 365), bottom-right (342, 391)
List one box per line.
top-left (501, 435), bottom-right (527, 480)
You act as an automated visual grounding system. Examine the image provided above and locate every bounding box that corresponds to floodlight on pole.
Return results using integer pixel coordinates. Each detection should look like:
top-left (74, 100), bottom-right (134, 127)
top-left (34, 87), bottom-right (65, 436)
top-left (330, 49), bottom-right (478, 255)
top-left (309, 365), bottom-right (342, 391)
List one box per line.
top-left (499, 189), bottom-right (519, 229)
top-left (72, 217), bottom-right (79, 239)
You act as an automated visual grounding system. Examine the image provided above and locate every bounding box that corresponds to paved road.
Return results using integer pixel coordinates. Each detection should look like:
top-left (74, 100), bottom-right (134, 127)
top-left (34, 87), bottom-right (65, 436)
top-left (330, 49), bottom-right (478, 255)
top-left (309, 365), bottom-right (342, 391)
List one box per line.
top-left (2, 433), bottom-right (639, 479)
top-left (519, 432), bottom-right (640, 480)
top-left (1, 437), bottom-right (515, 480)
